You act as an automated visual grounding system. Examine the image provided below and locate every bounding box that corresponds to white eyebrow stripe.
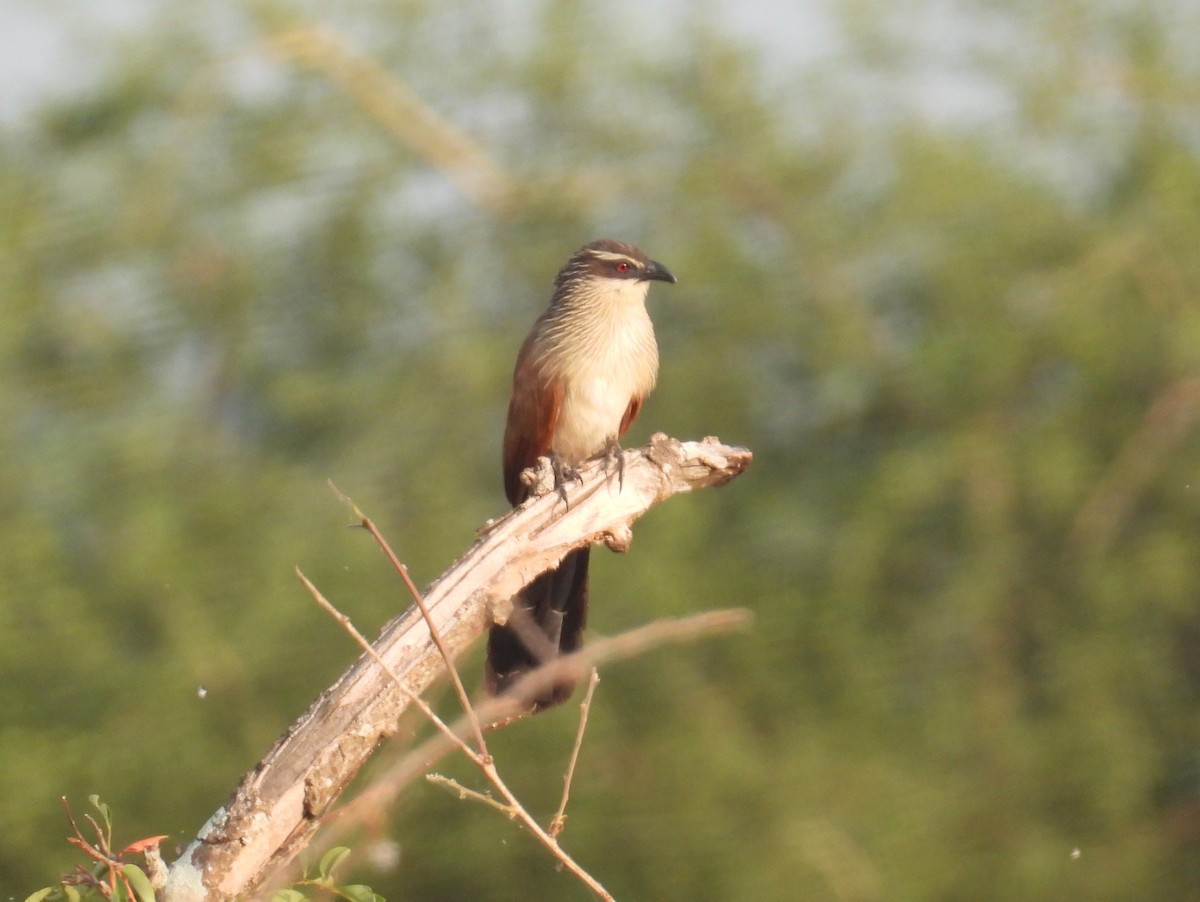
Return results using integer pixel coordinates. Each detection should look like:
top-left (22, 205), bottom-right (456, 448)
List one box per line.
top-left (589, 250), bottom-right (640, 265)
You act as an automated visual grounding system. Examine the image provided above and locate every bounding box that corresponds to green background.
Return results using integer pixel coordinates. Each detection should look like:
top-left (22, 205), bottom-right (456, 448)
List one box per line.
top-left (4, 1), bottom-right (1199, 898)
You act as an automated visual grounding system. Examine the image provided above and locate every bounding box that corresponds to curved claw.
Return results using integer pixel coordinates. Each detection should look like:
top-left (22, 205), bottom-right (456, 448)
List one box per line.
top-left (602, 435), bottom-right (625, 491)
top-left (549, 453), bottom-right (580, 506)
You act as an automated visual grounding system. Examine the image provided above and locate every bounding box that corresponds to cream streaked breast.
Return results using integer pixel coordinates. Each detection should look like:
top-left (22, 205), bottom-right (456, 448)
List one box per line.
top-left (536, 278), bottom-right (659, 464)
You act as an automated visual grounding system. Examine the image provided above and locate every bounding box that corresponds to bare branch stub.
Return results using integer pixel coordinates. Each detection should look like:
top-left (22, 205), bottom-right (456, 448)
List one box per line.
top-left (161, 435), bottom-right (752, 902)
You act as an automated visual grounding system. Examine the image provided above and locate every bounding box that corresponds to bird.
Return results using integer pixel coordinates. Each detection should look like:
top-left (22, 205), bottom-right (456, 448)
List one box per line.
top-left (485, 239), bottom-right (677, 711)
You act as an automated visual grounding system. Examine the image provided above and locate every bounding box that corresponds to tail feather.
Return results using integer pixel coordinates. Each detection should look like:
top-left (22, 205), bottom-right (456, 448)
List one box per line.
top-left (485, 547), bottom-right (590, 710)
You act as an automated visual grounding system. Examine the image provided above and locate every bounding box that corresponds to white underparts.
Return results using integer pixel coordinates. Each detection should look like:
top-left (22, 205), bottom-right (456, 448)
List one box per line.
top-left (536, 277), bottom-right (659, 465)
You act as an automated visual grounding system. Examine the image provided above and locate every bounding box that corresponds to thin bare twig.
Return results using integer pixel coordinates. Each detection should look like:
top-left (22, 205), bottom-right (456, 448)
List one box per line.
top-left (328, 481), bottom-right (490, 757)
top-left (551, 669), bottom-right (600, 839)
top-left (300, 571), bottom-right (615, 901)
top-left (473, 761), bottom-right (614, 900)
top-left (305, 609), bottom-right (751, 863)
top-left (297, 572), bottom-right (749, 901)
top-left (296, 568), bottom-right (483, 766)
top-left (425, 775), bottom-right (513, 818)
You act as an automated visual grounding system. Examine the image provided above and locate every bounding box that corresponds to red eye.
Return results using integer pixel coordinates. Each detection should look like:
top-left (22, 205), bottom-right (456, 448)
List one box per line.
top-left (615, 261), bottom-right (631, 273)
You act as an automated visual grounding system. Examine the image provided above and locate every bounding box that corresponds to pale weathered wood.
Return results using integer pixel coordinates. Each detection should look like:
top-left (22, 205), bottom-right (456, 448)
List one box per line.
top-left (161, 434), bottom-right (752, 901)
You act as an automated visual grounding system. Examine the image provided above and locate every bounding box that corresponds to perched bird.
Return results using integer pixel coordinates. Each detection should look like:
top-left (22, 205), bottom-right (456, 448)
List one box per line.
top-left (485, 239), bottom-right (676, 710)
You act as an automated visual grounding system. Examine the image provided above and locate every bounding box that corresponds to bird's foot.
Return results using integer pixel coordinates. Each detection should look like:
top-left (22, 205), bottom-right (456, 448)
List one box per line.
top-left (550, 453), bottom-right (582, 506)
top-left (601, 435), bottom-right (625, 492)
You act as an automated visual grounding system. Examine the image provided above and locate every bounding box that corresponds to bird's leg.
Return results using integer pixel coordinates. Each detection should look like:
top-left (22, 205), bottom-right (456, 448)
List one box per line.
top-left (601, 434), bottom-right (625, 491)
top-left (549, 451), bottom-right (581, 505)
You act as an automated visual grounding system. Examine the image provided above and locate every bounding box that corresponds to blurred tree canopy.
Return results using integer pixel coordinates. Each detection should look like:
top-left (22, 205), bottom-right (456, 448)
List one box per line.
top-left (3, 0), bottom-right (1199, 899)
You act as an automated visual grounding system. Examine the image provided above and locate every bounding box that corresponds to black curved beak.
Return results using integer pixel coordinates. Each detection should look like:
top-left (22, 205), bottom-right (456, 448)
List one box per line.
top-left (642, 259), bottom-right (677, 284)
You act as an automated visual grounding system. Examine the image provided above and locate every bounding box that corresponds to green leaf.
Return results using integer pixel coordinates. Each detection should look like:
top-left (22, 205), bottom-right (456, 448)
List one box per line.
top-left (270, 890), bottom-right (308, 902)
top-left (334, 885), bottom-right (383, 902)
top-left (318, 846), bottom-right (352, 880)
top-left (64, 887), bottom-right (81, 902)
top-left (23, 888), bottom-right (56, 902)
top-left (88, 794), bottom-right (113, 833)
top-left (121, 864), bottom-right (157, 902)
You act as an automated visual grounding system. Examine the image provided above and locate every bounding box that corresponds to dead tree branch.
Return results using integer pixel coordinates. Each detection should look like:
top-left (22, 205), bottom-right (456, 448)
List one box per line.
top-left (281, 607), bottom-right (751, 893)
top-left (161, 434), bottom-right (752, 901)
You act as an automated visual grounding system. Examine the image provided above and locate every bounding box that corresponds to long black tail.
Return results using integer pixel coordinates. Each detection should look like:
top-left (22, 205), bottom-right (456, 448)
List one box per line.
top-left (485, 547), bottom-right (590, 711)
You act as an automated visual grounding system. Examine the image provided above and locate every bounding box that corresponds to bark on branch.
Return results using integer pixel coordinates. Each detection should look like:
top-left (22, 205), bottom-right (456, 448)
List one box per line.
top-left (161, 434), bottom-right (753, 901)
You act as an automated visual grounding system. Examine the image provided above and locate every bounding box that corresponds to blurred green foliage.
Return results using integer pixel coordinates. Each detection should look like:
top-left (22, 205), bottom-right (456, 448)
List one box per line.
top-left (3, 1), bottom-right (1199, 899)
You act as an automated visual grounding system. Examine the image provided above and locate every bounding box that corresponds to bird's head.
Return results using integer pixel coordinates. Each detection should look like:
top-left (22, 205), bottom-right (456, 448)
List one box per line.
top-left (553, 240), bottom-right (677, 299)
